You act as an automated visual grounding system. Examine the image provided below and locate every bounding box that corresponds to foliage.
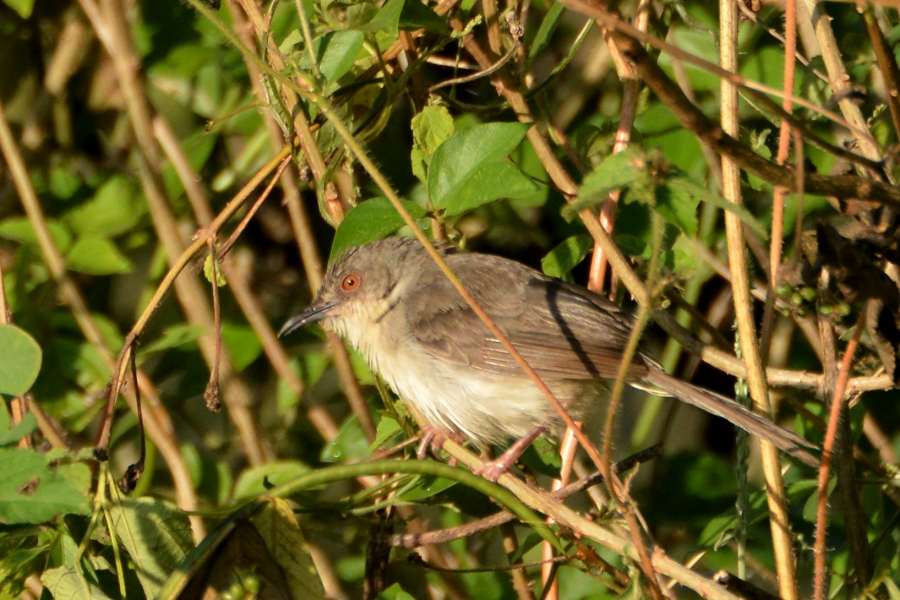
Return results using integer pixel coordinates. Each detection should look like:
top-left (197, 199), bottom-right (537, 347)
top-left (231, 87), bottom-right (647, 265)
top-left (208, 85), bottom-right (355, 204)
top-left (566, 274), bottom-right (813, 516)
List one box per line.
top-left (0, 0), bottom-right (899, 598)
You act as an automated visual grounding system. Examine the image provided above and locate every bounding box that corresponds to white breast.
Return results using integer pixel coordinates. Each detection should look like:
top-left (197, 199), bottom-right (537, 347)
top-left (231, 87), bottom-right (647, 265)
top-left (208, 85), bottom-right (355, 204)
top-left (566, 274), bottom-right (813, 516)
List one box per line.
top-left (330, 311), bottom-right (557, 445)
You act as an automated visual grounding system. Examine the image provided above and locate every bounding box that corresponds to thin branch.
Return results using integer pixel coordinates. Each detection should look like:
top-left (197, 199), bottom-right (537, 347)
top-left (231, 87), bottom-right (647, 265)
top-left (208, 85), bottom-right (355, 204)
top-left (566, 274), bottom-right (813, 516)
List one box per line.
top-left (761, 0), bottom-right (798, 358)
top-left (440, 441), bottom-right (742, 600)
top-left (82, 0), bottom-right (269, 465)
top-left (230, 0), bottom-right (376, 442)
top-left (813, 311), bottom-right (865, 600)
top-left (561, 0), bottom-right (900, 206)
top-left (864, 8), bottom-right (900, 141)
top-left (0, 99), bottom-right (204, 541)
top-left (96, 146), bottom-right (290, 453)
top-left (719, 3), bottom-right (798, 597)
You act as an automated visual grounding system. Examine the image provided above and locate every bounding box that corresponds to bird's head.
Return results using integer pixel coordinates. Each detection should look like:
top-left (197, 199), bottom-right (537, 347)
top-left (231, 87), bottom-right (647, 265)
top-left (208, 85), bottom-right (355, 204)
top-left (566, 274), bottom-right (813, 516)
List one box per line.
top-left (278, 238), bottom-right (418, 340)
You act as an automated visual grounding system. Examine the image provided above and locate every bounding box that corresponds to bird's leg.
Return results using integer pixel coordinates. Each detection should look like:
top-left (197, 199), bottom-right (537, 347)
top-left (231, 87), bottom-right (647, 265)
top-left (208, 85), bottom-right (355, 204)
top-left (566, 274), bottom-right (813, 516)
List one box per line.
top-left (475, 426), bottom-right (547, 482)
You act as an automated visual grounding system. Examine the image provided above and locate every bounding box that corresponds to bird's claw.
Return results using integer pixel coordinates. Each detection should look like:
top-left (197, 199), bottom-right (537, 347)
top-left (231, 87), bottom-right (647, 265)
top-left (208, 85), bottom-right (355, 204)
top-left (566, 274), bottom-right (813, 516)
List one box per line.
top-left (474, 458), bottom-right (514, 482)
top-left (416, 427), bottom-right (460, 464)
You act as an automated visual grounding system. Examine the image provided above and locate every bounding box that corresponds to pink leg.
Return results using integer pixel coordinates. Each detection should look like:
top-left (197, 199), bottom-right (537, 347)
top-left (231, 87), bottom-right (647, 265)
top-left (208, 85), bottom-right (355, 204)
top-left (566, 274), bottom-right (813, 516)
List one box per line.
top-left (476, 426), bottom-right (547, 482)
top-left (416, 426), bottom-right (462, 462)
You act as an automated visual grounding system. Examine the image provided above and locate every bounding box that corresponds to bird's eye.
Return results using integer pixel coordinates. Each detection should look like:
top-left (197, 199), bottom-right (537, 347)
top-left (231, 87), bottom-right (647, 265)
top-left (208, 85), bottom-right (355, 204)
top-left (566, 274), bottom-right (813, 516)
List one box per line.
top-left (340, 272), bottom-right (362, 293)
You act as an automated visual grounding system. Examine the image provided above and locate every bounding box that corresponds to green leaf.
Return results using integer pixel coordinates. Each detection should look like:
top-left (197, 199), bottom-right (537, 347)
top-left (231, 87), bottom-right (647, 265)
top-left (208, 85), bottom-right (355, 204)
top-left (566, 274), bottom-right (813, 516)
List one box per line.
top-left (399, 475), bottom-right (457, 501)
top-left (411, 104), bottom-right (455, 182)
top-left (109, 498), bottom-right (193, 598)
top-left (320, 416), bottom-right (369, 463)
top-left (439, 161), bottom-right (539, 216)
top-left (41, 566), bottom-right (113, 600)
top-left (519, 435), bottom-right (562, 478)
top-left (528, 2), bottom-right (564, 59)
top-left (66, 236), bottom-right (134, 275)
top-left (63, 175), bottom-right (144, 237)
top-left (138, 324), bottom-right (203, 357)
top-left (250, 498), bottom-right (326, 600)
top-left (202, 255), bottom-right (227, 287)
top-left (369, 415), bottom-right (402, 452)
top-left (0, 447), bottom-right (90, 524)
top-left (48, 164), bottom-right (83, 200)
top-left (378, 583), bottom-right (416, 600)
top-left (399, 0), bottom-right (448, 33)
top-left (655, 184), bottom-right (699, 236)
top-left (429, 122), bottom-right (533, 214)
top-left (221, 322), bottom-right (263, 372)
top-left (666, 177), bottom-right (767, 239)
top-left (0, 217), bottom-right (72, 253)
top-left (2, 0), bottom-right (35, 18)
top-left (233, 461), bottom-right (310, 501)
top-left (329, 197), bottom-right (426, 264)
top-left (360, 0), bottom-right (404, 34)
top-left (318, 31), bottom-right (365, 83)
top-left (541, 234), bottom-right (592, 278)
top-left (413, 104), bottom-right (456, 152)
top-left (0, 325), bottom-right (42, 396)
top-left (0, 414), bottom-right (36, 446)
top-left (576, 148), bottom-right (645, 203)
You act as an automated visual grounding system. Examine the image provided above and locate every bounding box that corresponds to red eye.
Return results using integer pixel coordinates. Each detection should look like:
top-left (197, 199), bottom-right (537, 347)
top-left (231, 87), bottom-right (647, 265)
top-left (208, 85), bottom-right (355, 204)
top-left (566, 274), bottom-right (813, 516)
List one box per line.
top-left (340, 272), bottom-right (362, 292)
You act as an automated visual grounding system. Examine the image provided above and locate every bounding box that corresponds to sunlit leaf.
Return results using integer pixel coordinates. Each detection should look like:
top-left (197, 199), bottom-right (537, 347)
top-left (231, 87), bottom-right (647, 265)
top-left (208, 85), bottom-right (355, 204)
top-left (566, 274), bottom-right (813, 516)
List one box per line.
top-left (63, 175), bottom-right (144, 237)
top-left (318, 30), bottom-right (365, 83)
top-left (66, 236), bottom-right (133, 275)
top-left (541, 234), bottom-right (592, 278)
top-left (329, 197), bottom-right (426, 264)
top-left (0, 448), bottom-right (90, 524)
top-left (251, 498), bottom-right (326, 599)
top-left (109, 498), bottom-right (193, 598)
top-left (429, 122), bottom-right (536, 215)
top-left (0, 325), bottom-right (41, 396)
top-left (233, 461), bottom-right (310, 501)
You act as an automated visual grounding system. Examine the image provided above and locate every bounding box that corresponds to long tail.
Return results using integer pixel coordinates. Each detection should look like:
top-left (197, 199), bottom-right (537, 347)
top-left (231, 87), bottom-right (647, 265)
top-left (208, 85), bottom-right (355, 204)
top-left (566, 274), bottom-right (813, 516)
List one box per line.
top-left (641, 368), bottom-right (819, 468)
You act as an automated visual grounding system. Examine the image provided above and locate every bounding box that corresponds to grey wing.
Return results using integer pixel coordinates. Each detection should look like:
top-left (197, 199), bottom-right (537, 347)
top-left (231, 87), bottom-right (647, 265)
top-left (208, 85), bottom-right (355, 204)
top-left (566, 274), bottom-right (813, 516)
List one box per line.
top-left (404, 252), bottom-right (648, 381)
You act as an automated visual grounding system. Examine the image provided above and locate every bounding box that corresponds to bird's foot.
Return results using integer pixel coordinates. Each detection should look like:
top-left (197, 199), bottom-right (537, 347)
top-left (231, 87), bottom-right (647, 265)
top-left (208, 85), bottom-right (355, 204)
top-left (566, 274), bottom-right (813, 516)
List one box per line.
top-left (416, 427), bottom-right (461, 462)
top-left (474, 458), bottom-right (516, 483)
top-left (474, 425), bottom-right (547, 482)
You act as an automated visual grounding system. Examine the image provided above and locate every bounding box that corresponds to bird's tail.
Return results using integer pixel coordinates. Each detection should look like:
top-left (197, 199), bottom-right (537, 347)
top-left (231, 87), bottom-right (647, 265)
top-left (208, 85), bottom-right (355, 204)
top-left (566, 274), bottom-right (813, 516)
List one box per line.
top-left (641, 368), bottom-right (819, 468)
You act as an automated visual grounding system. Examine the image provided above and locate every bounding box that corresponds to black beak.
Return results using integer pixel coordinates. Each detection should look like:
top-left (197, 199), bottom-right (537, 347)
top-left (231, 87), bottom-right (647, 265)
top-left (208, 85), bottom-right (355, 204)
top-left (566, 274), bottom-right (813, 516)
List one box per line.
top-left (278, 301), bottom-right (338, 338)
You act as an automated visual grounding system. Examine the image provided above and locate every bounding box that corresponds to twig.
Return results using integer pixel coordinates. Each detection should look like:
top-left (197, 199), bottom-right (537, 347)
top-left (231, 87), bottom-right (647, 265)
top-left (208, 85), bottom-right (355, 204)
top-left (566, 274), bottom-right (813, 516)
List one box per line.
top-left (203, 236), bottom-right (223, 412)
top-left (566, 0), bottom-right (878, 159)
top-left (96, 146), bottom-right (290, 453)
top-left (719, 3), bottom-right (798, 597)
top-left (502, 523), bottom-right (536, 600)
top-left (230, 0), bottom-right (376, 442)
top-left (798, 0), bottom-right (884, 163)
top-left (589, 0), bottom-right (649, 297)
top-left (152, 117), bottom-right (306, 412)
top-left (390, 445), bottom-right (659, 548)
top-left (863, 8), bottom-right (900, 143)
top-left (813, 311), bottom-right (865, 600)
top-left (227, 0), bottom-right (341, 442)
top-left (0, 99), bottom-right (204, 541)
top-left (761, 0), bottom-right (797, 358)
top-left (440, 441), bottom-right (742, 600)
top-left (562, 0), bottom-right (900, 205)
top-left (83, 0), bottom-right (269, 465)
top-left (429, 43), bottom-right (519, 92)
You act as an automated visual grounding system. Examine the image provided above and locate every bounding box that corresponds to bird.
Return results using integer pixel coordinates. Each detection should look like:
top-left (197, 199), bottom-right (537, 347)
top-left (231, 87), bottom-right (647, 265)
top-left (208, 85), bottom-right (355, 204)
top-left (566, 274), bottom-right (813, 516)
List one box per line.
top-left (279, 236), bottom-right (818, 479)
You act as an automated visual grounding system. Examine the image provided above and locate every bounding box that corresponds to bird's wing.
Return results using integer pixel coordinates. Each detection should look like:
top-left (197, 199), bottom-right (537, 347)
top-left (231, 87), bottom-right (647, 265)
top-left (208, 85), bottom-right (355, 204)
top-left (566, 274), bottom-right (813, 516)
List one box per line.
top-left (404, 252), bottom-right (648, 381)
